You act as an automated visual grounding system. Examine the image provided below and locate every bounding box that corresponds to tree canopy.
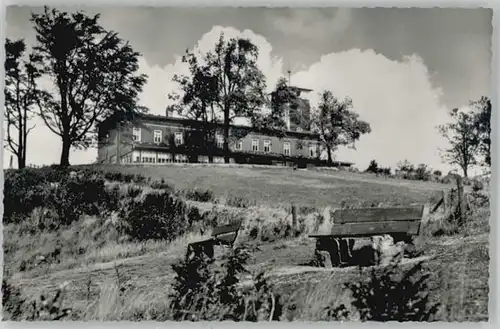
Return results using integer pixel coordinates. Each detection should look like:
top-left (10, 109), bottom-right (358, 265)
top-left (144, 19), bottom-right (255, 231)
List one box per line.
top-left (4, 38), bottom-right (42, 169)
top-left (30, 6), bottom-right (147, 166)
top-left (312, 90), bottom-right (371, 165)
top-left (170, 32), bottom-right (267, 163)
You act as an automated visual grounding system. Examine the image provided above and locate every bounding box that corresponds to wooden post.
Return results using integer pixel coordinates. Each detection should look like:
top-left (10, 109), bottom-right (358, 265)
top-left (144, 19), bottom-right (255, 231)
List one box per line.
top-left (442, 189), bottom-right (447, 212)
top-left (291, 203), bottom-right (297, 230)
top-left (456, 176), bottom-right (466, 225)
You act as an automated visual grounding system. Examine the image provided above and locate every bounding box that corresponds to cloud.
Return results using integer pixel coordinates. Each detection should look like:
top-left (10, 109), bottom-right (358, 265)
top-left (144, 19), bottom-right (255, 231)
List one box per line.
top-left (4, 25), bottom-right (453, 174)
top-left (292, 50), bottom-right (451, 171)
top-left (270, 8), bottom-right (352, 40)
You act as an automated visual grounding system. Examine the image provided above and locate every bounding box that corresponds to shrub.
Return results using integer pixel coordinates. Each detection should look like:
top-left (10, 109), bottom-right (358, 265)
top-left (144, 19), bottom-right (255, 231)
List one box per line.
top-left (415, 164), bottom-right (432, 181)
top-left (226, 195), bottom-right (256, 208)
top-left (365, 160), bottom-right (379, 173)
top-left (150, 179), bottom-right (175, 192)
top-left (3, 168), bottom-right (48, 221)
top-left (46, 174), bottom-right (114, 224)
top-left (119, 191), bottom-right (201, 241)
top-left (126, 185), bottom-right (143, 199)
top-left (3, 167), bottom-right (120, 224)
top-left (433, 170), bottom-right (442, 177)
top-left (169, 252), bottom-right (218, 321)
top-left (377, 167), bottom-right (392, 176)
top-left (184, 188), bottom-right (214, 202)
top-left (327, 261), bottom-right (440, 321)
top-left (169, 245), bottom-right (283, 321)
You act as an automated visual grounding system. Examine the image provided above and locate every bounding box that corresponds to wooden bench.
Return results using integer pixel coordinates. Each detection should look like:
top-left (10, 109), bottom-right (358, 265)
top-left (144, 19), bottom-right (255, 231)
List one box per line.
top-left (186, 221), bottom-right (242, 260)
top-left (309, 206), bottom-right (425, 267)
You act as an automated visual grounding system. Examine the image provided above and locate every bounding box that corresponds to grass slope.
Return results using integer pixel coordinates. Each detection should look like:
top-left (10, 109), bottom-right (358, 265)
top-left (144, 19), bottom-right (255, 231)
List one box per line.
top-left (95, 164), bottom-right (450, 208)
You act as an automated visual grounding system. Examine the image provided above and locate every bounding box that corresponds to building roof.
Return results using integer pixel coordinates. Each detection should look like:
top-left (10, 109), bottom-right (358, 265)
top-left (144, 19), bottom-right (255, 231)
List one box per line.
top-left (102, 113), bottom-right (321, 140)
top-left (288, 86), bottom-right (313, 93)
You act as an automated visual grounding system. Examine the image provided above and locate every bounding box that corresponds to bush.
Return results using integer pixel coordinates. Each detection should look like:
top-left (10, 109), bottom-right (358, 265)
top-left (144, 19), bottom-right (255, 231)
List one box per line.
top-left (45, 174), bottom-right (115, 225)
top-left (365, 160), bottom-right (378, 173)
top-left (415, 164), bottom-right (432, 181)
top-left (119, 191), bottom-right (202, 241)
top-left (169, 245), bottom-right (283, 321)
top-left (377, 167), bottom-right (392, 176)
top-left (327, 261), bottom-right (440, 321)
top-left (150, 179), bottom-right (175, 192)
top-left (226, 195), bottom-right (256, 208)
top-left (3, 168), bottom-right (48, 221)
top-left (184, 188), bottom-right (214, 202)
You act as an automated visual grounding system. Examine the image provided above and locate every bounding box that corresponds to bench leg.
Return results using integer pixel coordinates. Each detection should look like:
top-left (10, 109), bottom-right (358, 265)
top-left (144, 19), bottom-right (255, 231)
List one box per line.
top-left (338, 238), bottom-right (355, 265)
top-left (204, 243), bottom-right (214, 259)
top-left (315, 237), bottom-right (341, 268)
top-left (392, 234), bottom-right (420, 258)
top-left (186, 242), bottom-right (215, 261)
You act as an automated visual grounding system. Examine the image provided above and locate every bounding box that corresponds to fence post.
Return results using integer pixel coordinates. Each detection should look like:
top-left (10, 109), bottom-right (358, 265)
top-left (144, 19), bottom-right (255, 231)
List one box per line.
top-left (291, 203), bottom-right (297, 230)
top-left (442, 189), bottom-right (447, 212)
top-left (456, 176), bottom-right (466, 225)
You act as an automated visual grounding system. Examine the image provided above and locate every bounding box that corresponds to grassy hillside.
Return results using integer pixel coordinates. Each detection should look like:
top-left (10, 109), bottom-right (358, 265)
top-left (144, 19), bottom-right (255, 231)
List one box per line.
top-left (92, 164), bottom-right (450, 209)
top-left (2, 165), bottom-right (489, 321)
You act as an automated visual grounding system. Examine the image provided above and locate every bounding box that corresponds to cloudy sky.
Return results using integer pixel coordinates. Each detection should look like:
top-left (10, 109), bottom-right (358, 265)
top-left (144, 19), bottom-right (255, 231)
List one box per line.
top-left (3, 6), bottom-right (493, 172)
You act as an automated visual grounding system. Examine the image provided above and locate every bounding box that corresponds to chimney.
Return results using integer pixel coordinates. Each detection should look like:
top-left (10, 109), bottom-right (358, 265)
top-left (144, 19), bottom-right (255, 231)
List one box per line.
top-left (166, 106), bottom-right (174, 118)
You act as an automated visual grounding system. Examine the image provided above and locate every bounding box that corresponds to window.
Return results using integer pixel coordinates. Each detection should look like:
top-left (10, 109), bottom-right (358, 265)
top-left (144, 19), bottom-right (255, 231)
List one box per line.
top-left (174, 132), bottom-right (183, 145)
top-left (309, 144), bottom-right (317, 158)
top-left (142, 156), bottom-right (156, 163)
top-left (216, 134), bottom-right (224, 149)
top-left (132, 128), bottom-right (141, 142)
top-left (263, 140), bottom-right (271, 153)
top-left (283, 142), bottom-right (291, 156)
top-left (252, 139), bottom-right (259, 152)
top-left (153, 130), bottom-right (162, 144)
top-left (235, 141), bottom-right (243, 151)
top-left (135, 156), bottom-right (140, 163)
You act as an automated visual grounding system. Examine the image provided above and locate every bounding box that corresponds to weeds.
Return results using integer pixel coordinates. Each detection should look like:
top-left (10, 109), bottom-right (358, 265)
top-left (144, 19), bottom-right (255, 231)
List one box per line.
top-left (25, 283), bottom-right (73, 321)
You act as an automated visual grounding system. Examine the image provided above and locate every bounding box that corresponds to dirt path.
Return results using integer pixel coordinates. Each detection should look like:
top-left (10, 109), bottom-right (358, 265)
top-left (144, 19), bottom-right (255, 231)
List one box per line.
top-left (12, 231), bottom-right (489, 316)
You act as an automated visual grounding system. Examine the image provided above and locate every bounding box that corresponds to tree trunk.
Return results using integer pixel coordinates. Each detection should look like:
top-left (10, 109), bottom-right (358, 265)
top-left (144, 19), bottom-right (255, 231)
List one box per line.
top-left (461, 165), bottom-right (468, 178)
top-left (326, 145), bottom-right (332, 165)
top-left (223, 115), bottom-right (230, 164)
top-left (60, 134), bottom-right (71, 167)
top-left (22, 105), bottom-right (28, 169)
top-left (17, 156), bottom-right (26, 170)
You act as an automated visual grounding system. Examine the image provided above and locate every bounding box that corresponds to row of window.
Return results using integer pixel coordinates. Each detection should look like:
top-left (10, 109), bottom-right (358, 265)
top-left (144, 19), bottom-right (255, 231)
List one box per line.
top-left (131, 128), bottom-right (317, 157)
top-left (133, 155), bottom-right (189, 164)
top-left (133, 128), bottom-right (184, 145)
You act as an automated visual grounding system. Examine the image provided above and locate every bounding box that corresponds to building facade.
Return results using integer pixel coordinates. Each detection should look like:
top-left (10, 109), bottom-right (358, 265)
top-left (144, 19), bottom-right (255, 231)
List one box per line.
top-left (96, 86), bottom-right (353, 168)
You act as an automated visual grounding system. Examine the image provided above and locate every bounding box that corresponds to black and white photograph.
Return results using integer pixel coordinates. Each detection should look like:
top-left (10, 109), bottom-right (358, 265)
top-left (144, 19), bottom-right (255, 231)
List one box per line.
top-left (1, 4), bottom-right (494, 323)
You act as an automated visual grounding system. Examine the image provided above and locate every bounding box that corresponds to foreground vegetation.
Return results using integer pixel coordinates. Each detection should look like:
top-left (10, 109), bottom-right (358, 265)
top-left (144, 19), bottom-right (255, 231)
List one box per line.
top-left (2, 165), bottom-right (490, 321)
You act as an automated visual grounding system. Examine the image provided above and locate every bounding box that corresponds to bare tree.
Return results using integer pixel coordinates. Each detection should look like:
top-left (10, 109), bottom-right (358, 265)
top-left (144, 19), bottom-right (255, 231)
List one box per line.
top-left (30, 7), bottom-right (147, 166)
top-left (4, 38), bottom-right (41, 169)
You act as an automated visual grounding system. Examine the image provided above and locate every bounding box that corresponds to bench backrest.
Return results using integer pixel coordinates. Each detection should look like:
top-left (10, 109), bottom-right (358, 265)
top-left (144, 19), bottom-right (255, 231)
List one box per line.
top-left (314, 206), bottom-right (425, 237)
top-left (212, 221), bottom-right (242, 236)
top-left (211, 221), bottom-right (242, 245)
